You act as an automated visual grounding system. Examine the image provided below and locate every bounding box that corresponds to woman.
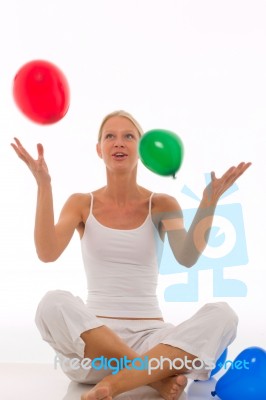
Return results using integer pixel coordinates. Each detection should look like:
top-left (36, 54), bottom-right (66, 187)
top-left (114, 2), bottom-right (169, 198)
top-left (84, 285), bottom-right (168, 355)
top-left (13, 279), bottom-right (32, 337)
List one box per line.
top-left (11, 110), bottom-right (251, 400)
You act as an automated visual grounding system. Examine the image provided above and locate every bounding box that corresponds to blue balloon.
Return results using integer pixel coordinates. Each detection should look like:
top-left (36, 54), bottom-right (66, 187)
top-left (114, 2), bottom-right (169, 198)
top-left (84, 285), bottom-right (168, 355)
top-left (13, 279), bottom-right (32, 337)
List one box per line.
top-left (211, 348), bottom-right (228, 377)
top-left (211, 346), bottom-right (266, 400)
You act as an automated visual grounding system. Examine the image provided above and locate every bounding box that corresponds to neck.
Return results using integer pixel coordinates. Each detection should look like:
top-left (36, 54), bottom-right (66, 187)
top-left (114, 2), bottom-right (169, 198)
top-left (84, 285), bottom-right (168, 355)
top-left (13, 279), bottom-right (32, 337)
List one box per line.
top-left (104, 168), bottom-right (141, 206)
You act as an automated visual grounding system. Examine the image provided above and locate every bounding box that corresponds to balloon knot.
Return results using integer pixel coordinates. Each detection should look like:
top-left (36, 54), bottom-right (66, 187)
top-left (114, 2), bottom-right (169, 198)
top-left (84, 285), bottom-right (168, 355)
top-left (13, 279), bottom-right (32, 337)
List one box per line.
top-left (211, 391), bottom-right (216, 397)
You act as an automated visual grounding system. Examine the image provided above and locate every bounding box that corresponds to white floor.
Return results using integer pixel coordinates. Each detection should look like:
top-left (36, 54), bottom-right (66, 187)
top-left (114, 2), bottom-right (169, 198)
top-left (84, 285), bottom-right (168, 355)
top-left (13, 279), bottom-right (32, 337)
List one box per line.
top-left (0, 363), bottom-right (220, 400)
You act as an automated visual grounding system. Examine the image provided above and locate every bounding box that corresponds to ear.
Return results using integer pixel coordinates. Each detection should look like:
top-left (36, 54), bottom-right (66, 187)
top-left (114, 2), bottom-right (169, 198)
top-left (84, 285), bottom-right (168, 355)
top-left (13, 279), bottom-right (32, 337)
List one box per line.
top-left (96, 143), bottom-right (102, 158)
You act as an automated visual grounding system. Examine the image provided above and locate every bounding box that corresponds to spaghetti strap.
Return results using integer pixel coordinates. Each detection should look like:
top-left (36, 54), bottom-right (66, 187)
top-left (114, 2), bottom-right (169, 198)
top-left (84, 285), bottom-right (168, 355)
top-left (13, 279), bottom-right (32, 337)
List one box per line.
top-left (149, 192), bottom-right (154, 214)
top-left (89, 193), bottom-right (94, 215)
top-left (89, 192), bottom-right (154, 218)
top-left (80, 188), bottom-right (164, 319)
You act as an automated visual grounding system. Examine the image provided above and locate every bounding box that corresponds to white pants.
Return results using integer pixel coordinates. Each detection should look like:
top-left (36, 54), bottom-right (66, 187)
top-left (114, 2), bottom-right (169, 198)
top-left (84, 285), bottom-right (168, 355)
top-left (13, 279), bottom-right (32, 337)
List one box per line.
top-left (35, 290), bottom-right (238, 383)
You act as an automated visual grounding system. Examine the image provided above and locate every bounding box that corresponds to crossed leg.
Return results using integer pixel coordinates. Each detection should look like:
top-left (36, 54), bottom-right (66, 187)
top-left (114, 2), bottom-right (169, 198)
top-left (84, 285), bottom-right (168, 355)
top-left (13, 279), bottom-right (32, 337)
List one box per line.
top-left (80, 326), bottom-right (192, 400)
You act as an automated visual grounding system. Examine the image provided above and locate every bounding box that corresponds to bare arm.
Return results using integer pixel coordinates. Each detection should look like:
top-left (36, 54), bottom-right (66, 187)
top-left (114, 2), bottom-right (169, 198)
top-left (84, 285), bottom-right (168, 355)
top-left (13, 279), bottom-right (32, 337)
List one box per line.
top-left (35, 189), bottom-right (83, 262)
top-left (11, 138), bottom-right (82, 262)
top-left (160, 197), bottom-right (216, 267)
top-left (160, 162), bottom-right (251, 267)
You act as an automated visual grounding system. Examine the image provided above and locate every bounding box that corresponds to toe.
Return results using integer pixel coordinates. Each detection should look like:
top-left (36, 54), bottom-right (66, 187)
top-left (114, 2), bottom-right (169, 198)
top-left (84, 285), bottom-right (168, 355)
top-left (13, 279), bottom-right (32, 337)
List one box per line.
top-left (176, 375), bottom-right (187, 387)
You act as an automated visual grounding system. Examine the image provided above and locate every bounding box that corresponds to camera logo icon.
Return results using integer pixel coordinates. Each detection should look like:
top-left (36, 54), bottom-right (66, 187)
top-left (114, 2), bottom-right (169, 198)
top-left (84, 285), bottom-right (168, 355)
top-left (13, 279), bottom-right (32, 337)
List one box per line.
top-left (159, 176), bottom-right (249, 302)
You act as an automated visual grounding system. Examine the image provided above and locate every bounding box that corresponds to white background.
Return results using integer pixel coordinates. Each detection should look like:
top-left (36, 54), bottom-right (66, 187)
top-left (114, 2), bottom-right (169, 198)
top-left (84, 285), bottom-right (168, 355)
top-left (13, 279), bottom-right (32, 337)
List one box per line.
top-left (0, 0), bottom-right (265, 364)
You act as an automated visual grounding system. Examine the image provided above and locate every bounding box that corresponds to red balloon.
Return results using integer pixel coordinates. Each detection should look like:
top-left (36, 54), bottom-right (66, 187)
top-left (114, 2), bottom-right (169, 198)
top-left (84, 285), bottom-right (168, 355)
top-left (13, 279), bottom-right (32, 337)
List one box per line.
top-left (13, 60), bottom-right (70, 124)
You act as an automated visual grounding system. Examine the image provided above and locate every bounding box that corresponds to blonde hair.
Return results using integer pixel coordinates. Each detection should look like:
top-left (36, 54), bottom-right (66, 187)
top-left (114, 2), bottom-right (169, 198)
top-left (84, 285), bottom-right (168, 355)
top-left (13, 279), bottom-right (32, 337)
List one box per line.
top-left (97, 110), bottom-right (144, 142)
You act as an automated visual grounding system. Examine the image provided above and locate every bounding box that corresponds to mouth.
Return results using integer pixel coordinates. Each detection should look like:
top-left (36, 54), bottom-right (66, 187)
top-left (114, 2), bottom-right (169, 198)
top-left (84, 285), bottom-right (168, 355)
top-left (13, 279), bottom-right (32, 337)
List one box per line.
top-left (112, 152), bottom-right (128, 160)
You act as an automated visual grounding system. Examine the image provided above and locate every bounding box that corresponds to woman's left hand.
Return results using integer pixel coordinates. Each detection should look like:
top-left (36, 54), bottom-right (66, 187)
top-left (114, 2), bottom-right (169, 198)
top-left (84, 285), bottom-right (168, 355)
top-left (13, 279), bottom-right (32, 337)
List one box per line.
top-left (202, 162), bottom-right (252, 206)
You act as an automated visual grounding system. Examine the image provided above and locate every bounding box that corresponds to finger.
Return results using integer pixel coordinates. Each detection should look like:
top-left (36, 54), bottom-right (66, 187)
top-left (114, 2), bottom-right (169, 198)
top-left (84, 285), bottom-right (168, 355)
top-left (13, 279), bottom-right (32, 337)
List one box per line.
top-left (233, 162), bottom-right (252, 179)
top-left (13, 140), bottom-right (35, 161)
top-left (10, 141), bottom-right (28, 160)
top-left (231, 162), bottom-right (251, 176)
top-left (223, 162), bottom-right (252, 187)
top-left (219, 166), bottom-right (237, 182)
top-left (211, 171), bottom-right (216, 181)
top-left (12, 138), bottom-right (34, 165)
top-left (11, 138), bottom-right (21, 152)
top-left (37, 143), bottom-right (44, 158)
top-left (10, 143), bottom-right (23, 158)
top-left (235, 161), bottom-right (251, 171)
top-left (13, 137), bottom-right (22, 146)
top-left (222, 162), bottom-right (250, 182)
top-left (11, 145), bottom-right (31, 167)
top-left (240, 161), bottom-right (252, 171)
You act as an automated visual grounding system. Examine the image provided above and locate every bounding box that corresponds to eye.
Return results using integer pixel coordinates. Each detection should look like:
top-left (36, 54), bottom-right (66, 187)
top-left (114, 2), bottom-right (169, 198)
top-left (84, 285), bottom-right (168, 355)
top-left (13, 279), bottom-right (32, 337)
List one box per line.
top-left (125, 133), bottom-right (134, 140)
top-left (105, 133), bottom-right (114, 139)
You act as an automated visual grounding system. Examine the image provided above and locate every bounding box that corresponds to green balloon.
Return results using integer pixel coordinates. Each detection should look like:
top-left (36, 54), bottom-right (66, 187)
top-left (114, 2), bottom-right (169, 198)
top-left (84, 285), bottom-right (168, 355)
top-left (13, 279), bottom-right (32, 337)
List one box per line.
top-left (138, 129), bottom-right (184, 178)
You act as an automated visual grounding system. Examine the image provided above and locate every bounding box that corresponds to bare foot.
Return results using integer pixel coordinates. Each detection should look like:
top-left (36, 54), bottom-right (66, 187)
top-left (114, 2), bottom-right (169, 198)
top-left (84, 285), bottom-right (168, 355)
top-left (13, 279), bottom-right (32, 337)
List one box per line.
top-left (81, 382), bottom-right (113, 400)
top-left (81, 374), bottom-right (187, 400)
top-left (151, 375), bottom-right (187, 400)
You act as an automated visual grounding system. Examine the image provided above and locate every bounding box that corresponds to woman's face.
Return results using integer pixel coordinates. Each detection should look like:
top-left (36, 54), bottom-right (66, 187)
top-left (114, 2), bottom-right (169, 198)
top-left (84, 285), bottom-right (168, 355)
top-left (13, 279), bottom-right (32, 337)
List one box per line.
top-left (96, 116), bottom-right (140, 172)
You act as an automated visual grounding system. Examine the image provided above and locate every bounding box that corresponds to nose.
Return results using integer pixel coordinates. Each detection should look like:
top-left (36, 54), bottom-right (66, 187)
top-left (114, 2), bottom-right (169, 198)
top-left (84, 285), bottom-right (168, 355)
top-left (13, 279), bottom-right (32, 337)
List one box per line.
top-left (114, 138), bottom-right (125, 148)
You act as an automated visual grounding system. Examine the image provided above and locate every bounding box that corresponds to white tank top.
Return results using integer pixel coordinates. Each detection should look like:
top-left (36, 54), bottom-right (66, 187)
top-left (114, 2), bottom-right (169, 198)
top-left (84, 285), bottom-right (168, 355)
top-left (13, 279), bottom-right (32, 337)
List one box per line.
top-left (80, 192), bottom-right (164, 318)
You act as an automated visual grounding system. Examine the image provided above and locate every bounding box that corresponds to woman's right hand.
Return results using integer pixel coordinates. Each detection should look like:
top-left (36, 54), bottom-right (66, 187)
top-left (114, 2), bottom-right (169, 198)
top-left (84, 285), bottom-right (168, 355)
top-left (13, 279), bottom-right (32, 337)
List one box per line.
top-left (11, 137), bottom-right (51, 185)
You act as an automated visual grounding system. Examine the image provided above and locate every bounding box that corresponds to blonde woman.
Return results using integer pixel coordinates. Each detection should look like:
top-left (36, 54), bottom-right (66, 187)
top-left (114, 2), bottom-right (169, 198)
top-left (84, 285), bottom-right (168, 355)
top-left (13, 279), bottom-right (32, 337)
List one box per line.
top-left (11, 111), bottom-right (251, 400)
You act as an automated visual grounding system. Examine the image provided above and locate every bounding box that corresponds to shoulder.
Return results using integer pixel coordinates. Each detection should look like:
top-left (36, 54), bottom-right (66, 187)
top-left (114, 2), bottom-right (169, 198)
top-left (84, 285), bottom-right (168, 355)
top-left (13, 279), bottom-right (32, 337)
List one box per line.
top-left (64, 192), bottom-right (91, 207)
top-left (152, 193), bottom-right (182, 213)
top-left (58, 193), bottom-right (93, 231)
top-left (60, 193), bottom-right (91, 219)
